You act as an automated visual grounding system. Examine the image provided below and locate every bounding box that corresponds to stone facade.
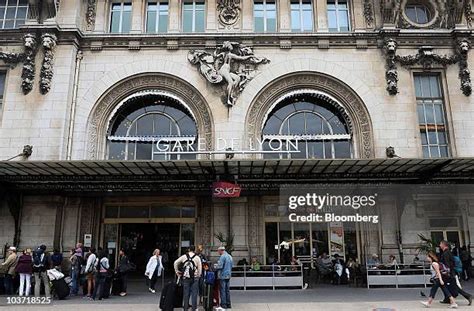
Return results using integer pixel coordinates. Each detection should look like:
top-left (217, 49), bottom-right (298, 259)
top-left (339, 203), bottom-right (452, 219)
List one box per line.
top-left (0, 0), bottom-right (473, 264)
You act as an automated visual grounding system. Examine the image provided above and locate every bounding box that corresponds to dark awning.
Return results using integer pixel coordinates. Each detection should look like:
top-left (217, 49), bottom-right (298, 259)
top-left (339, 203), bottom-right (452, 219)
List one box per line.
top-left (0, 158), bottom-right (473, 193)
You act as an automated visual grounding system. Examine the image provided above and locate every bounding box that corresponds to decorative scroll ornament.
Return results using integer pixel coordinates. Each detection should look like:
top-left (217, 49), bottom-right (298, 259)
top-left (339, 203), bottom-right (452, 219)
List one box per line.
top-left (383, 38), bottom-right (472, 96)
top-left (86, 0), bottom-right (97, 31)
top-left (188, 41), bottom-right (269, 107)
top-left (363, 0), bottom-right (374, 27)
top-left (217, 0), bottom-right (241, 26)
top-left (40, 33), bottom-right (57, 95)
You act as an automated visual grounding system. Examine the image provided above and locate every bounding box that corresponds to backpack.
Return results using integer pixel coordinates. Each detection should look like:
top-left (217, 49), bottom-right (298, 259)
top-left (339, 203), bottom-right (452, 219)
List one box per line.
top-left (33, 250), bottom-right (45, 269)
top-left (439, 262), bottom-right (451, 280)
top-left (181, 254), bottom-right (197, 279)
top-left (205, 271), bottom-right (215, 285)
top-left (453, 256), bottom-right (463, 274)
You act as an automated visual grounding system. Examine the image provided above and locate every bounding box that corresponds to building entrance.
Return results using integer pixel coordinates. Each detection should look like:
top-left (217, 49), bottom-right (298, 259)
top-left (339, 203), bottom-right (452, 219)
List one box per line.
top-left (120, 223), bottom-right (180, 274)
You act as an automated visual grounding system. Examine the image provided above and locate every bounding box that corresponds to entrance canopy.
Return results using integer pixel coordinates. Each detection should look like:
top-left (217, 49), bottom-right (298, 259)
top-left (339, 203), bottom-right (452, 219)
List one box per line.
top-left (0, 158), bottom-right (473, 193)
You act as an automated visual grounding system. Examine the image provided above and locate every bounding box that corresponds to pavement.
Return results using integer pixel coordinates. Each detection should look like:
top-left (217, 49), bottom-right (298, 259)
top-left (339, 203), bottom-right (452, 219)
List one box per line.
top-left (1, 279), bottom-right (474, 311)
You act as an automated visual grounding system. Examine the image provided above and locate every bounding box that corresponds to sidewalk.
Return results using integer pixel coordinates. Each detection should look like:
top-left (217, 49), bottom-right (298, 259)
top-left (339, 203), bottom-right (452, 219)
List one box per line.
top-left (3, 281), bottom-right (473, 310)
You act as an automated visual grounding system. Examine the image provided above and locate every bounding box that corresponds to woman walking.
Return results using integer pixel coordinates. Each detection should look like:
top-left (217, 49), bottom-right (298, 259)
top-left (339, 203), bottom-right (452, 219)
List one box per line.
top-left (145, 249), bottom-right (164, 293)
top-left (420, 251), bottom-right (458, 309)
top-left (16, 248), bottom-right (33, 296)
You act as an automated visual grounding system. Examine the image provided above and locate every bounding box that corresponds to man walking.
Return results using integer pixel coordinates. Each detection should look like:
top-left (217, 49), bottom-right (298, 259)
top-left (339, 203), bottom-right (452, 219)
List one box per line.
top-left (174, 245), bottom-right (202, 311)
top-left (216, 246), bottom-right (233, 309)
top-left (439, 240), bottom-right (472, 306)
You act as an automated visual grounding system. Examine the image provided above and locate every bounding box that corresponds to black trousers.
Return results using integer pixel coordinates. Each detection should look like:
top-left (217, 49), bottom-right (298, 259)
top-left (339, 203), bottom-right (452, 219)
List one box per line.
top-left (443, 275), bottom-right (472, 301)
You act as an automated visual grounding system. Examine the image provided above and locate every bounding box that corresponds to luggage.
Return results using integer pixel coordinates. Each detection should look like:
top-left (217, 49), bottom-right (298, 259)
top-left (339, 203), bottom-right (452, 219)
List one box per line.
top-left (52, 278), bottom-right (70, 300)
top-left (159, 279), bottom-right (183, 311)
top-left (112, 276), bottom-right (122, 295)
top-left (203, 283), bottom-right (214, 311)
top-left (102, 277), bottom-right (112, 299)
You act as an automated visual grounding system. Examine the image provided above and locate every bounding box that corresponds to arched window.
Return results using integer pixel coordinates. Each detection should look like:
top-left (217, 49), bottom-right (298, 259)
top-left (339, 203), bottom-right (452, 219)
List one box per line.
top-left (107, 93), bottom-right (197, 160)
top-left (262, 94), bottom-right (352, 159)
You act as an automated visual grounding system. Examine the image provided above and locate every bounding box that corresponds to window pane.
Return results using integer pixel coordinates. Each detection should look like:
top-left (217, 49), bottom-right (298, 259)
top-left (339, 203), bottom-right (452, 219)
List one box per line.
top-left (147, 11), bottom-right (157, 32)
top-left (338, 10), bottom-right (349, 31)
top-left (0, 72), bottom-right (5, 99)
top-left (110, 11), bottom-right (121, 32)
top-left (291, 10), bottom-right (300, 31)
top-left (302, 10), bottom-right (313, 31)
top-left (183, 10), bottom-right (193, 32)
top-left (122, 11), bottom-right (132, 33)
top-left (195, 10), bottom-right (205, 32)
top-left (328, 10), bottom-right (337, 31)
top-left (159, 9), bottom-right (168, 32)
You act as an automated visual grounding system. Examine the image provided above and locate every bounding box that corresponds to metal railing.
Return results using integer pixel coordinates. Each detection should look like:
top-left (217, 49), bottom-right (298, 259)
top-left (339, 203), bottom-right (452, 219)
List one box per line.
top-left (366, 263), bottom-right (431, 288)
top-left (230, 264), bottom-right (304, 290)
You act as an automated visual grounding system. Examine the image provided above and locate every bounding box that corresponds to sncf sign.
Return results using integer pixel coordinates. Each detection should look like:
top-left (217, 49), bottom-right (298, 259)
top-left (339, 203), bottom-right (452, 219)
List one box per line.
top-left (212, 181), bottom-right (241, 198)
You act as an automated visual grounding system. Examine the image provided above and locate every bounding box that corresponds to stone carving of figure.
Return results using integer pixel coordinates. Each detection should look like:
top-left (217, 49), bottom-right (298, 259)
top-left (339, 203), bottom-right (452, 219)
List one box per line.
top-left (217, 0), bottom-right (240, 26)
top-left (188, 41), bottom-right (269, 107)
top-left (40, 33), bottom-right (57, 94)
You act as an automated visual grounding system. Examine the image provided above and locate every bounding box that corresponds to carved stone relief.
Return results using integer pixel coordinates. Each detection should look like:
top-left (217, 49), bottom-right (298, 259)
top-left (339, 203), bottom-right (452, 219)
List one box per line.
top-left (380, 0), bottom-right (471, 29)
top-left (87, 74), bottom-right (214, 159)
top-left (245, 73), bottom-right (375, 159)
top-left (364, 0), bottom-right (375, 27)
top-left (28, 0), bottom-right (59, 23)
top-left (383, 38), bottom-right (472, 96)
top-left (40, 33), bottom-right (57, 94)
top-left (188, 41), bottom-right (270, 107)
top-left (217, 0), bottom-right (241, 27)
top-left (86, 0), bottom-right (97, 31)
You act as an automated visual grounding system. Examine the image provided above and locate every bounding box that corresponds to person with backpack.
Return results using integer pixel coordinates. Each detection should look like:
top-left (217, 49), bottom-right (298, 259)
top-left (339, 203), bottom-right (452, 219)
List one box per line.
top-left (92, 250), bottom-right (110, 300)
top-left (84, 247), bottom-right (98, 298)
top-left (1, 246), bottom-right (18, 295)
top-left (32, 245), bottom-right (51, 297)
top-left (216, 246), bottom-right (233, 309)
top-left (439, 240), bottom-right (472, 306)
top-left (145, 248), bottom-right (164, 293)
top-left (174, 245), bottom-right (202, 311)
top-left (420, 251), bottom-right (458, 308)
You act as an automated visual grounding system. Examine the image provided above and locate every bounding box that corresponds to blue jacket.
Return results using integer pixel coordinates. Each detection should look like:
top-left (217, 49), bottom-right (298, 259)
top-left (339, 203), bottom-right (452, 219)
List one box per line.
top-left (217, 251), bottom-right (233, 280)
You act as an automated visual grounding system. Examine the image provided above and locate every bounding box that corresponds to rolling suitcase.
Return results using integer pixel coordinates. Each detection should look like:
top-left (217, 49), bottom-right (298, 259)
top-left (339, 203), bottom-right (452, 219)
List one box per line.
top-left (203, 283), bottom-right (214, 311)
top-left (159, 278), bottom-right (183, 311)
top-left (111, 275), bottom-right (122, 295)
top-left (52, 278), bottom-right (70, 300)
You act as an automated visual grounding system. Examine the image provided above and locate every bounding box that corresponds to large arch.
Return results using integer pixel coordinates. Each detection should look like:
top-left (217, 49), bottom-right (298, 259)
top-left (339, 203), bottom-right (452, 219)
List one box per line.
top-left (245, 72), bottom-right (375, 159)
top-left (86, 73), bottom-right (214, 160)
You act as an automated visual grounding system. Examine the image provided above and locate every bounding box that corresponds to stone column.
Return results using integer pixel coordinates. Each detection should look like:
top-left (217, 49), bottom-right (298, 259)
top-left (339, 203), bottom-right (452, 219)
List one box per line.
top-left (169, 0), bottom-right (181, 33)
top-left (315, 0), bottom-right (328, 32)
top-left (241, 0), bottom-right (253, 31)
top-left (94, 0), bottom-right (107, 33)
top-left (279, 0), bottom-right (291, 32)
top-left (206, 0), bottom-right (218, 31)
top-left (130, 0), bottom-right (144, 33)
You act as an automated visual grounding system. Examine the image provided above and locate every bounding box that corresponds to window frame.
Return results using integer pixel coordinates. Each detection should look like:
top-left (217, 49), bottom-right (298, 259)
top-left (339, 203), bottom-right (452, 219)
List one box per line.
top-left (253, 0), bottom-right (278, 33)
top-left (0, 0), bottom-right (29, 29)
top-left (182, 0), bottom-right (206, 33)
top-left (109, 1), bottom-right (133, 34)
top-left (413, 72), bottom-right (452, 159)
top-left (327, 0), bottom-right (350, 32)
top-left (290, 0), bottom-right (313, 32)
top-left (405, 3), bottom-right (431, 24)
top-left (145, 1), bottom-right (169, 33)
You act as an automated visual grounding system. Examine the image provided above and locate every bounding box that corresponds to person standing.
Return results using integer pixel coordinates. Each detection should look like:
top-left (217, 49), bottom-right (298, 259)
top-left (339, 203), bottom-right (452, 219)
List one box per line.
top-left (420, 251), bottom-right (458, 309)
top-left (1, 246), bottom-right (18, 295)
top-left (32, 245), bottom-right (51, 297)
top-left (145, 248), bottom-right (164, 293)
top-left (84, 248), bottom-right (98, 298)
top-left (174, 245), bottom-right (202, 311)
top-left (15, 248), bottom-right (33, 296)
top-left (92, 251), bottom-right (110, 300)
top-left (69, 248), bottom-right (82, 296)
top-left (117, 248), bottom-right (132, 297)
top-left (216, 246), bottom-right (233, 309)
top-left (439, 240), bottom-right (472, 306)
top-left (460, 246), bottom-right (471, 281)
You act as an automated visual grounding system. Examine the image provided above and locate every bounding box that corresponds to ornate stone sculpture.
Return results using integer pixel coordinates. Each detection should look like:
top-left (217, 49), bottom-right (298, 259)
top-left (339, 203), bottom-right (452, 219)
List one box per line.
top-left (382, 38), bottom-right (472, 96)
top-left (380, 0), bottom-right (401, 25)
top-left (21, 34), bottom-right (38, 95)
top-left (217, 0), bottom-right (240, 26)
top-left (364, 0), bottom-right (375, 27)
top-left (383, 38), bottom-right (399, 95)
top-left (86, 0), bottom-right (97, 31)
top-left (188, 41), bottom-right (270, 107)
top-left (40, 33), bottom-right (57, 95)
top-left (28, 0), bottom-right (59, 23)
